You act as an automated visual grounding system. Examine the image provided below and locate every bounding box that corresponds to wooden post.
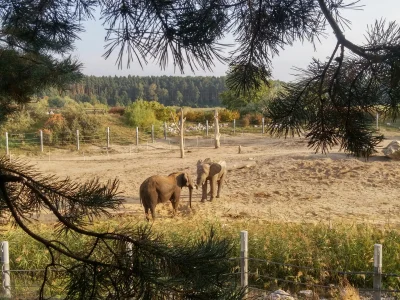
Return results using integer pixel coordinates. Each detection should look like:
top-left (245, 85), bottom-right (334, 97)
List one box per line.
top-left (76, 130), bottom-right (80, 151)
top-left (1, 241), bottom-right (11, 298)
top-left (136, 127), bottom-right (139, 146)
top-left (179, 108), bottom-right (185, 158)
top-left (151, 124), bottom-right (155, 143)
top-left (40, 130), bottom-right (44, 152)
top-left (214, 109), bottom-right (221, 148)
top-left (233, 119), bottom-right (236, 135)
top-left (107, 127), bottom-right (110, 149)
top-left (373, 244), bottom-right (382, 300)
top-left (240, 231), bottom-right (248, 299)
top-left (5, 132), bottom-right (8, 155)
top-left (206, 120), bottom-right (209, 137)
top-left (376, 113), bottom-right (379, 130)
top-left (164, 122), bottom-right (167, 140)
top-left (262, 118), bottom-right (265, 134)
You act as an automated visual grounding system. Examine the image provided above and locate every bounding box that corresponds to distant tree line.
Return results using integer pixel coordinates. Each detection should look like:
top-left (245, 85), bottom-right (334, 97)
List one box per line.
top-left (60, 75), bottom-right (227, 107)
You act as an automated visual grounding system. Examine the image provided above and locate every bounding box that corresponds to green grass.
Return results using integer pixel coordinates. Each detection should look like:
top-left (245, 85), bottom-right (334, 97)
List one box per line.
top-left (2, 218), bottom-right (400, 297)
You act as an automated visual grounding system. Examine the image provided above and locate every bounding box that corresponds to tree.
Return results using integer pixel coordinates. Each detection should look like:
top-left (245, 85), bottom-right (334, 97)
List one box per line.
top-left (0, 2), bottom-right (243, 298)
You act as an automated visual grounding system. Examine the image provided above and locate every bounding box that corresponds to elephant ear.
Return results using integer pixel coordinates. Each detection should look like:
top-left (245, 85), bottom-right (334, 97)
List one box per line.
top-left (197, 159), bottom-right (203, 166)
top-left (209, 163), bottom-right (222, 176)
top-left (203, 158), bottom-right (212, 164)
top-left (177, 172), bottom-right (188, 187)
top-left (183, 172), bottom-right (192, 187)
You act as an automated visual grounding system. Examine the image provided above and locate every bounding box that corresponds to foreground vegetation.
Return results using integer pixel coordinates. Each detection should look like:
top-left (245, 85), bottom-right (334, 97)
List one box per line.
top-left (3, 217), bottom-right (400, 298)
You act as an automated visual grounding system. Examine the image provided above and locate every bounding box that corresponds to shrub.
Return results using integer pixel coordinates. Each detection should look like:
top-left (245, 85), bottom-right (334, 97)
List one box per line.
top-left (108, 107), bottom-right (125, 115)
top-left (124, 100), bottom-right (159, 128)
top-left (185, 110), bottom-right (205, 122)
top-left (219, 109), bottom-right (240, 122)
top-left (251, 113), bottom-right (264, 125)
top-left (240, 114), bottom-right (251, 127)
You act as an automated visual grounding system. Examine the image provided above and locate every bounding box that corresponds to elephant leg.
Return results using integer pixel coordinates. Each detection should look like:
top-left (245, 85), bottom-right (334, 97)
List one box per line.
top-left (201, 182), bottom-right (208, 202)
top-left (150, 205), bottom-right (156, 220)
top-left (210, 178), bottom-right (217, 201)
top-left (144, 205), bottom-right (150, 221)
top-left (216, 174), bottom-right (225, 198)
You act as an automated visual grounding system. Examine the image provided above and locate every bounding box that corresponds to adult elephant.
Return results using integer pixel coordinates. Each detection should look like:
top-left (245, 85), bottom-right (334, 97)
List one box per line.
top-left (140, 171), bottom-right (194, 221)
top-left (196, 158), bottom-right (227, 202)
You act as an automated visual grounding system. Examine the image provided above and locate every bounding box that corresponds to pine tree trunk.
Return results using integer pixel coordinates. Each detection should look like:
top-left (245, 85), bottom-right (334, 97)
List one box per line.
top-left (214, 109), bottom-right (220, 149)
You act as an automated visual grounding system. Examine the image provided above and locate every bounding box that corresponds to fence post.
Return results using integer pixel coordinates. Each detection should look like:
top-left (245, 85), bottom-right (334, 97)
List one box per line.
top-left (76, 130), bottom-right (80, 151)
top-left (40, 130), bottom-right (44, 152)
top-left (151, 125), bottom-right (154, 143)
top-left (136, 127), bottom-right (139, 146)
top-left (106, 127), bottom-right (110, 149)
top-left (240, 230), bottom-right (248, 299)
top-left (164, 122), bottom-right (167, 140)
top-left (5, 132), bottom-right (8, 156)
top-left (1, 241), bottom-right (11, 298)
top-left (233, 120), bottom-right (236, 135)
top-left (262, 118), bottom-right (265, 134)
top-left (206, 120), bottom-right (209, 137)
top-left (376, 113), bottom-right (379, 130)
top-left (373, 244), bottom-right (382, 300)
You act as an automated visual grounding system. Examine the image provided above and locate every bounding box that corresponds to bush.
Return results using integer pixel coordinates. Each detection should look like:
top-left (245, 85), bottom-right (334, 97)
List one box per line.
top-left (219, 109), bottom-right (240, 122)
top-left (124, 100), bottom-right (159, 128)
top-left (251, 113), bottom-right (264, 125)
top-left (185, 110), bottom-right (205, 122)
top-left (240, 114), bottom-right (251, 127)
top-left (108, 107), bottom-right (125, 115)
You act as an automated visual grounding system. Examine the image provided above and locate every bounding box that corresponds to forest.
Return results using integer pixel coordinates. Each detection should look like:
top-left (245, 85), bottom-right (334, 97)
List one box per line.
top-left (62, 75), bottom-right (228, 107)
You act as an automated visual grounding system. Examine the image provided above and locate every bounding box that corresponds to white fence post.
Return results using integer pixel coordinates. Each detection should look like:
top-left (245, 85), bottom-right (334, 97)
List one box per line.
top-left (40, 130), bottom-right (44, 152)
top-left (262, 118), bottom-right (265, 134)
top-left (373, 244), bottom-right (382, 300)
top-left (76, 130), bottom-right (80, 151)
top-left (5, 132), bottom-right (9, 155)
top-left (1, 241), bottom-right (11, 298)
top-left (107, 127), bottom-right (110, 149)
top-left (240, 231), bottom-right (248, 299)
top-left (136, 127), bottom-right (139, 146)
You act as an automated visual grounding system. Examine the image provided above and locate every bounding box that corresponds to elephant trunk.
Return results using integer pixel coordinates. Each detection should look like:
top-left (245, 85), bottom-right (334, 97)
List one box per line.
top-left (189, 186), bottom-right (193, 208)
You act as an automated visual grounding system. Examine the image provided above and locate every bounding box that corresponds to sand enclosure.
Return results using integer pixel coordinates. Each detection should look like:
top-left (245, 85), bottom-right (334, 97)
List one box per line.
top-left (26, 133), bottom-right (400, 227)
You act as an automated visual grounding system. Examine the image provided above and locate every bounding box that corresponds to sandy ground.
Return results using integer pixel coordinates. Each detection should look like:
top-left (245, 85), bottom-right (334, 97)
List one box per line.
top-left (21, 133), bottom-right (400, 227)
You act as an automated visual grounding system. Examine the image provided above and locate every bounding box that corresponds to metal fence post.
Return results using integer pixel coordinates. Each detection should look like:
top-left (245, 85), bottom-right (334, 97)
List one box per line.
top-left (233, 120), bottom-right (236, 135)
top-left (1, 241), bottom-right (11, 298)
top-left (76, 130), bottom-right (80, 151)
top-left (107, 127), bottom-right (110, 149)
top-left (374, 244), bottom-right (382, 300)
top-left (40, 130), bottom-right (44, 152)
top-left (240, 231), bottom-right (248, 299)
top-left (5, 132), bottom-right (9, 155)
top-left (136, 127), bottom-right (139, 146)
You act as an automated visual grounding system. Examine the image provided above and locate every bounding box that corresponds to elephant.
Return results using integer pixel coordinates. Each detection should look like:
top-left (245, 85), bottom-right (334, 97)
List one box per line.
top-left (196, 158), bottom-right (227, 202)
top-left (139, 171), bottom-right (194, 221)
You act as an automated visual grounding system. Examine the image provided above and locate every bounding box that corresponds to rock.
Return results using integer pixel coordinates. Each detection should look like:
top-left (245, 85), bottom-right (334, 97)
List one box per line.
top-left (298, 290), bottom-right (314, 298)
top-left (268, 289), bottom-right (294, 300)
top-left (382, 140), bottom-right (400, 159)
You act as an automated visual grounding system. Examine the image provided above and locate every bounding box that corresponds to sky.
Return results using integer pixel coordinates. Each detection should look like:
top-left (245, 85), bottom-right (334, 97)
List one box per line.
top-left (73, 0), bottom-right (400, 82)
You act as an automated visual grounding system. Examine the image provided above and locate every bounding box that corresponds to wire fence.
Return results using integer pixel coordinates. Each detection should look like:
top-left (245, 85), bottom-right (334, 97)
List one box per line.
top-left (1, 234), bottom-right (400, 299)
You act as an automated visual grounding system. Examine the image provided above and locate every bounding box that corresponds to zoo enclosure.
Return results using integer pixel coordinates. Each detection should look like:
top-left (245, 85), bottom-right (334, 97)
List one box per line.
top-left (1, 233), bottom-right (398, 299)
top-left (1, 119), bottom-right (270, 155)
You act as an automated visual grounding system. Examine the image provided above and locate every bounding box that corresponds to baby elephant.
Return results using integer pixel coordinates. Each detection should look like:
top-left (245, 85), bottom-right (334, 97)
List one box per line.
top-left (140, 172), bottom-right (194, 221)
top-left (196, 158), bottom-right (227, 202)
